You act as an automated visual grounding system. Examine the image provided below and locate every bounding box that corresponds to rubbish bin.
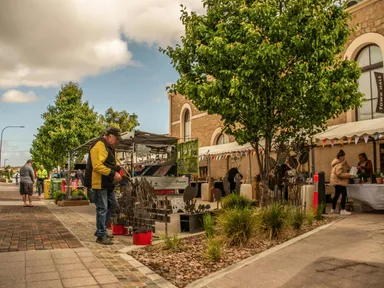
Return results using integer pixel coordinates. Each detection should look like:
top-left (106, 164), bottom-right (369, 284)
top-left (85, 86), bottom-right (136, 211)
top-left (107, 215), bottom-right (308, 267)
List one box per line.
top-left (301, 185), bottom-right (314, 213)
top-left (50, 178), bottom-right (64, 198)
top-left (44, 180), bottom-right (51, 199)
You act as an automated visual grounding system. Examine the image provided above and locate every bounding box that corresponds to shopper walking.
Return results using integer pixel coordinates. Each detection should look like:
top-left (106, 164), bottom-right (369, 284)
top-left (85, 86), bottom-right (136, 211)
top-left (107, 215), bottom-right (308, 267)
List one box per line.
top-left (36, 165), bottom-right (48, 197)
top-left (20, 160), bottom-right (35, 207)
top-left (15, 172), bottom-right (20, 185)
top-left (330, 150), bottom-right (353, 215)
top-left (85, 128), bottom-right (122, 245)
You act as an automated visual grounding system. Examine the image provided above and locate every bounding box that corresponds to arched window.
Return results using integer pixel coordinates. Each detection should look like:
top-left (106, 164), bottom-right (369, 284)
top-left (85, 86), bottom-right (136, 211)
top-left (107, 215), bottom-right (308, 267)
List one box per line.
top-left (356, 45), bottom-right (384, 121)
top-left (216, 133), bottom-right (229, 145)
top-left (183, 109), bottom-right (191, 141)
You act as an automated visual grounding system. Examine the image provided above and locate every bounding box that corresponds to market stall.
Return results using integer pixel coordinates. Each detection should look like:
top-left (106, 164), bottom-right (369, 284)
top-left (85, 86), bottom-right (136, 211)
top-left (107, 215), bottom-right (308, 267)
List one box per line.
top-left (314, 118), bottom-right (384, 211)
top-left (348, 184), bottom-right (384, 211)
top-left (75, 130), bottom-right (188, 195)
top-left (198, 141), bottom-right (261, 200)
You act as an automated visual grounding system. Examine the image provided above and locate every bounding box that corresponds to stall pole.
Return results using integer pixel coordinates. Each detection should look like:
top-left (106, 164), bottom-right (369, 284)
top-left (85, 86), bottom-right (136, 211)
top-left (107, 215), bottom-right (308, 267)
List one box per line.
top-left (311, 145), bottom-right (316, 179)
top-left (226, 155), bottom-right (230, 171)
top-left (373, 140), bottom-right (377, 172)
top-left (207, 155), bottom-right (211, 180)
top-left (248, 150), bottom-right (252, 184)
top-left (131, 143), bottom-right (135, 176)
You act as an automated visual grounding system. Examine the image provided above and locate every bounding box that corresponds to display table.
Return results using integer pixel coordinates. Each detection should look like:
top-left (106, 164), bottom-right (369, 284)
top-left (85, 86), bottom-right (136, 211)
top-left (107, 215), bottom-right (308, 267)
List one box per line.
top-left (348, 184), bottom-right (384, 211)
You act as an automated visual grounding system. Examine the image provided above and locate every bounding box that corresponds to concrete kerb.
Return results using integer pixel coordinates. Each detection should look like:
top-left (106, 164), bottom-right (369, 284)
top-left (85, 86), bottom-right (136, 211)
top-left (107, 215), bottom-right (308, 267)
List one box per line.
top-left (119, 253), bottom-right (178, 288)
top-left (185, 218), bottom-right (343, 288)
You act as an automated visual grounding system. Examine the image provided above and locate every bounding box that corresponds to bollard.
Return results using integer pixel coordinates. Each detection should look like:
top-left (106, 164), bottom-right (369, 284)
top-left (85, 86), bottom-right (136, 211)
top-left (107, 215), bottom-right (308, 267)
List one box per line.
top-left (313, 173), bottom-right (319, 212)
top-left (318, 171), bottom-right (326, 214)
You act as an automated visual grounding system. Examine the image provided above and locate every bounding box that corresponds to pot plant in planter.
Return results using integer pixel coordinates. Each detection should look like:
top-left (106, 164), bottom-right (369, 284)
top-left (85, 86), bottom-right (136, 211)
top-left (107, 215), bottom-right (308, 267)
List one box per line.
top-left (375, 170), bottom-right (383, 184)
top-left (111, 214), bottom-right (128, 235)
top-left (180, 185), bottom-right (211, 233)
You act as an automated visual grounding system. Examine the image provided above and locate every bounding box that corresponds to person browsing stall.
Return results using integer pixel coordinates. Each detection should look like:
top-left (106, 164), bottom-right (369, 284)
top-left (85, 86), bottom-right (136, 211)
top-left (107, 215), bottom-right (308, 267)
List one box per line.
top-left (330, 150), bottom-right (353, 216)
top-left (84, 128), bottom-right (122, 245)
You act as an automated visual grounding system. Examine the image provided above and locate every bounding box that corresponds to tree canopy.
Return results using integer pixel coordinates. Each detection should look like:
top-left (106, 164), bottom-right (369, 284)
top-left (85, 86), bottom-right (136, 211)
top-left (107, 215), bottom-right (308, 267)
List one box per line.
top-left (30, 83), bottom-right (140, 170)
top-left (30, 82), bottom-right (102, 170)
top-left (161, 0), bottom-right (363, 205)
top-left (100, 107), bottom-right (139, 132)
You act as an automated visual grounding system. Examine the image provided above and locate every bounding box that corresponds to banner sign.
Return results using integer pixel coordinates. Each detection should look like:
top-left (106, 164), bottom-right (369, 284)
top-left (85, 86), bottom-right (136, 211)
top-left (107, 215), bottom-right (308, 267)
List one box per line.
top-left (375, 72), bottom-right (384, 113)
top-left (177, 140), bottom-right (199, 175)
top-left (134, 176), bottom-right (189, 190)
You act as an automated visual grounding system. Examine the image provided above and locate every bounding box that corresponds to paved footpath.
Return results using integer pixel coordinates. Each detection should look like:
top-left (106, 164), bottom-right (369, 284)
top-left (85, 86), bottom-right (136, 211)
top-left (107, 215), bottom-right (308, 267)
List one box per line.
top-left (203, 212), bottom-right (384, 288)
top-left (0, 183), bottom-right (158, 288)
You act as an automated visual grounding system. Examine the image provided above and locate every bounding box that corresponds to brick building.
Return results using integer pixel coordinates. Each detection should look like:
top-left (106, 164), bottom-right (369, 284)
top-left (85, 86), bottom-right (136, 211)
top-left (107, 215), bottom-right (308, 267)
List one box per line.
top-left (169, 0), bottom-right (384, 180)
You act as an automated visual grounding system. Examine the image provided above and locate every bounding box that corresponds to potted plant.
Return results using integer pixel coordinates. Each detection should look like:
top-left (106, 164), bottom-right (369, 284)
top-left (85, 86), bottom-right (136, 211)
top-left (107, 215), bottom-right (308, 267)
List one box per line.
top-left (375, 170), bottom-right (383, 184)
top-left (111, 214), bottom-right (128, 235)
top-left (133, 227), bottom-right (153, 245)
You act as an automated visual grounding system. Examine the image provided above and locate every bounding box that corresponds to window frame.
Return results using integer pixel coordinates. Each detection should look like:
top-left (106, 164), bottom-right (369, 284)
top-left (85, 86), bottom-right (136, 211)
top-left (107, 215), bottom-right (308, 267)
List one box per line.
top-left (355, 44), bottom-right (384, 121)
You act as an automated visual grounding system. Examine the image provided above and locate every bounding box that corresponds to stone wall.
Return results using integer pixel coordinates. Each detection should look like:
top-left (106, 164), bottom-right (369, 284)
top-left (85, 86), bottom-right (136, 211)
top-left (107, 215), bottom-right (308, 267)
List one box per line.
top-left (347, 0), bottom-right (384, 47)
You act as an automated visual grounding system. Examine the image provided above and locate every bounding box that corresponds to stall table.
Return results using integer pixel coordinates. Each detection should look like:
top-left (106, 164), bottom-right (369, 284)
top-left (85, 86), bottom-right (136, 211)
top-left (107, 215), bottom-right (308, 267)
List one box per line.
top-left (348, 184), bottom-right (384, 212)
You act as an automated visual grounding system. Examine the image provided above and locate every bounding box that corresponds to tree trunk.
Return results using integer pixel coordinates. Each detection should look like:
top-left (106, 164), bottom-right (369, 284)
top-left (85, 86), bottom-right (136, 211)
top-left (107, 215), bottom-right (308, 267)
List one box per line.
top-left (254, 139), bottom-right (271, 207)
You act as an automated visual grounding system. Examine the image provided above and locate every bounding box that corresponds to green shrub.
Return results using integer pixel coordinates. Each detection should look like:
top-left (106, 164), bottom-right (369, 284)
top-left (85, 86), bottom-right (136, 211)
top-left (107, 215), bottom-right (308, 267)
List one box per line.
top-left (315, 203), bottom-right (326, 221)
top-left (205, 238), bottom-right (222, 261)
top-left (221, 194), bottom-right (254, 210)
top-left (257, 203), bottom-right (287, 239)
top-left (203, 213), bottom-right (215, 239)
top-left (53, 191), bottom-right (66, 203)
top-left (71, 191), bottom-right (79, 198)
top-left (161, 232), bottom-right (182, 252)
top-left (77, 190), bottom-right (88, 200)
top-left (307, 212), bottom-right (314, 226)
top-left (290, 207), bottom-right (305, 230)
top-left (70, 190), bottom-right (88, 200)
top-left (217, 207), bottom-right (257, 246)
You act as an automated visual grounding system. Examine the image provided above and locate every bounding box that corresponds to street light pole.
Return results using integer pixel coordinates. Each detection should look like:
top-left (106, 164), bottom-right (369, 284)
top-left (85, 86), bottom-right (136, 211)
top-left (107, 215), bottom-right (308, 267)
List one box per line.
top-left (0, 126), bottom-right (25, 168)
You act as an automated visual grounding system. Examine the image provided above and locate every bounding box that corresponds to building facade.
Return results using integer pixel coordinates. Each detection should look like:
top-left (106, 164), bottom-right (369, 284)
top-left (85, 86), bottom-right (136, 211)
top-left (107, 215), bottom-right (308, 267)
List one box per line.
top-left (169, 0), bottom-right (384, 179)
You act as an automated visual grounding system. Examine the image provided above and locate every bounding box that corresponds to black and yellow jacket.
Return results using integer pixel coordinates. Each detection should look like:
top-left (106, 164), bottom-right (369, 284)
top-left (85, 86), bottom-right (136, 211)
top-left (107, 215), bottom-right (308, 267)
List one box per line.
top-left (84, 137), bottom-right (119, 190)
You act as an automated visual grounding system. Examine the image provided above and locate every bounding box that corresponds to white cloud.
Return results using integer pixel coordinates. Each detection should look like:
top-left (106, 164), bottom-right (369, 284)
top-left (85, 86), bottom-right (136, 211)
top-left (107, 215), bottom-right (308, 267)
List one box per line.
top-left (1, 90), bottom-right (42, 103)
top-left (153, 98), bottom-right (162, 103)
top-left (1, 140), bottom-right (31, 167)
top-left (0, 0), bottom-right (204, 88)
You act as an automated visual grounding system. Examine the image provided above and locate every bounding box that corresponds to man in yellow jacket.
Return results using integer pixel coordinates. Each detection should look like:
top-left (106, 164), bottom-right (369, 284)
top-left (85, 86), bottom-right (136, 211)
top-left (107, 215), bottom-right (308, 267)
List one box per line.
top-left (36, 165), bottom-right (48, 197)
top-left (85, 128), bottom-right (122, 245)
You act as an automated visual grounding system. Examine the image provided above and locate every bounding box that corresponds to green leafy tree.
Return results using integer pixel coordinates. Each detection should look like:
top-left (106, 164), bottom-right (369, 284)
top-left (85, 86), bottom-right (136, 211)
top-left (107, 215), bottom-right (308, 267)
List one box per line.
top-left (100, 107), bottom-right (139, 132)
top-left (161, 0), bottom-right (363, 206)
top-left (30, 82), bottom-right (102, 170)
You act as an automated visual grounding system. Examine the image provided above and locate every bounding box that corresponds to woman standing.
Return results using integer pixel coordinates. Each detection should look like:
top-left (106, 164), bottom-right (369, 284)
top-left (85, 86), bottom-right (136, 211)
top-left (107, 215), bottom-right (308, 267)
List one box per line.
top-left (330, 150), bottom-right (352, 215)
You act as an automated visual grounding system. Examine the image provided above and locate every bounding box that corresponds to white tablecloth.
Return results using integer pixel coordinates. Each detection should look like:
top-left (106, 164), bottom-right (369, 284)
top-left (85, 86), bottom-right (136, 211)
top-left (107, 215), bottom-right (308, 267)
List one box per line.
top-left (348, 184), bottom-right (384, 210)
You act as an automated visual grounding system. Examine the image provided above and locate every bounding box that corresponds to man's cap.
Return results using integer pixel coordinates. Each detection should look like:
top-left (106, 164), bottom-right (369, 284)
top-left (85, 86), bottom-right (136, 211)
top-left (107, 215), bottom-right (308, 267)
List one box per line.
top-left (26, 159), bottom-right (32, 164)
top-left (106, 127), bottom-right (122, 141)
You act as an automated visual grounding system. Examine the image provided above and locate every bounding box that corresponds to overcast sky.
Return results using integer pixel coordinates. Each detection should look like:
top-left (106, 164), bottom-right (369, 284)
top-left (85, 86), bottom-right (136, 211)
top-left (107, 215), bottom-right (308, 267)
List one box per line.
top-left (0, 0), bottom-right (204, 166)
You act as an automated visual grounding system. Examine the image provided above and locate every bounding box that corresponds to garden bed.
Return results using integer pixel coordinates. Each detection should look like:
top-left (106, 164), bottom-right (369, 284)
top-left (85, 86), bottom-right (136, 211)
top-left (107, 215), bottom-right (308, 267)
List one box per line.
top-left (128, 217), bottom-right (336, 288)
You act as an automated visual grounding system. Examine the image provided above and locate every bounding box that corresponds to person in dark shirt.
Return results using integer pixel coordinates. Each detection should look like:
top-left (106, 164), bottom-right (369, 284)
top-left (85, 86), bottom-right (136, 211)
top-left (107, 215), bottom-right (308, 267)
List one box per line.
top-left (357, 153), bottom-right (373, 179)
top-left (227, 167), bottom-right (243, 193)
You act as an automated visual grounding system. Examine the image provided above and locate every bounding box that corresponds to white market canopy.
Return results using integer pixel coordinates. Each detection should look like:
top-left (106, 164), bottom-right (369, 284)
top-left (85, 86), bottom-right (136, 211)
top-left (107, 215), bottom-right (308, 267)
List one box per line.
top-left (314, 118), bottom-right (384, 142)
top-left (199, 142), bottom-right (254, 157)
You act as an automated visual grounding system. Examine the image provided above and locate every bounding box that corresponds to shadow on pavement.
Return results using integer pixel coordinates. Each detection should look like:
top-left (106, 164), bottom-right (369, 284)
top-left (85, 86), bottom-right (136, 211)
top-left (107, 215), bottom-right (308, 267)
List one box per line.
top-left (281, 257), bottom-right (384, 288)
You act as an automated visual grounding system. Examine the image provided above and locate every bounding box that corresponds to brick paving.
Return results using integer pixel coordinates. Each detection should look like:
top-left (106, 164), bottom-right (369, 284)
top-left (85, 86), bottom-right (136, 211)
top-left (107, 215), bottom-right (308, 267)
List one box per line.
top-left (0, 248), bottom-right (123, 288)
top-left (48, 203), bottom-right (160, 287)
top-left (0, 205), bottom-right (83, 252)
